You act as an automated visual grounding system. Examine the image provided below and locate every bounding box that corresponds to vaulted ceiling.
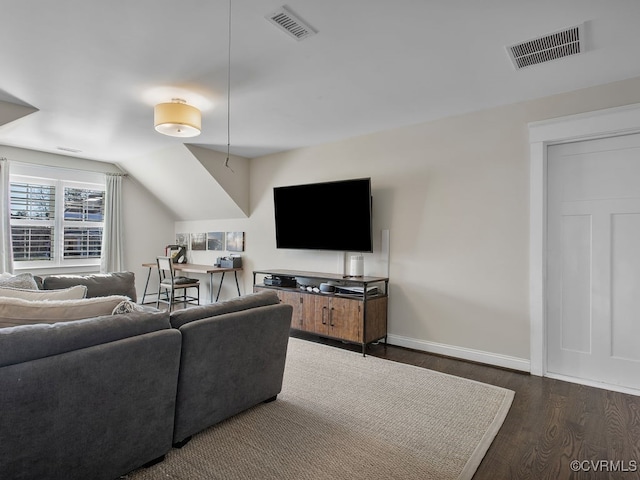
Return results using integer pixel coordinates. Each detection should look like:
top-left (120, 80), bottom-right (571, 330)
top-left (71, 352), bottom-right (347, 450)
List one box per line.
top-left (2, 1), bottom-right (640, 218)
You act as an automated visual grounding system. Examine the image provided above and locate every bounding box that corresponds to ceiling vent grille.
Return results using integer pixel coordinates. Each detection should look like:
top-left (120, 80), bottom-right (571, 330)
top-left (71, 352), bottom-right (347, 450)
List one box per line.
top-left (266, 6), bottom-right (316, 41)
top-left (507, 23), bottom-right (585, 69)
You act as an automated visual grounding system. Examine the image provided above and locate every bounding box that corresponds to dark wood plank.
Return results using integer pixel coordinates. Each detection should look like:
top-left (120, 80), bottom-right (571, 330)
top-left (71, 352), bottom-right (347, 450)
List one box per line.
top-left (291, 332), bottom-right (640, 480)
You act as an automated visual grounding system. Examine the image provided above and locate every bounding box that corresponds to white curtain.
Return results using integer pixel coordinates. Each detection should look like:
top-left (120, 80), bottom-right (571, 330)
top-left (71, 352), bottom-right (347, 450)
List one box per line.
top-left (0, 158), bottom-right (13, 274)
top-left (100, 173), bottom-right (124, 273)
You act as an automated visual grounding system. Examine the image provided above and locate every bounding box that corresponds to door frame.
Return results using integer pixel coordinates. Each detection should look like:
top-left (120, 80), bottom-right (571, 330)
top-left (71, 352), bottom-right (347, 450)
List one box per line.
top-left (528, 103), bottom-right (640, 381)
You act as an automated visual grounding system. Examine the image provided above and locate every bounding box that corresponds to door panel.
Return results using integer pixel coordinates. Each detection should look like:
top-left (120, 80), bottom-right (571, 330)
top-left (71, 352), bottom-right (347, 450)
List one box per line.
top-left (547, 133), bottom-right (640, 390)
top-left (611, 212), bottom-right (640, 362)
top-left (559, 213), bottom-right (592, 354)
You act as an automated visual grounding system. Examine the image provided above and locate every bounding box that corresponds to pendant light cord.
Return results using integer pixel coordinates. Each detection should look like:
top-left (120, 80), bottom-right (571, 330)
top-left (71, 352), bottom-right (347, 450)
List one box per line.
top-left (225, 0), bottom-right (234, 172)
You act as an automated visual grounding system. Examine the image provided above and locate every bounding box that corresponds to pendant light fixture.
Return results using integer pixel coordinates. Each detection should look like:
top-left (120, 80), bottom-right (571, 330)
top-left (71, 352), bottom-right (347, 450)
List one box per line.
top-left (154, 98), bottom-right (201, 137)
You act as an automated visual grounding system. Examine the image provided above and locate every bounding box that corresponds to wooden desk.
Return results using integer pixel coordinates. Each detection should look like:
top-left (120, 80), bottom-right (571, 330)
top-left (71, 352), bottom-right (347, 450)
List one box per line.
top-left (141, 262), bottom-right (242, 304)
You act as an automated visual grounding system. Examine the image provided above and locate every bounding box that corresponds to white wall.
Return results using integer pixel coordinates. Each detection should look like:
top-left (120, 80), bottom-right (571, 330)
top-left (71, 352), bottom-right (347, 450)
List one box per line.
top-left (178, 76), bottom-right (640, 370)
top-left (121, 175), bottom-right (176, 302)
top-left (246, 119), bottom-right (531, 366)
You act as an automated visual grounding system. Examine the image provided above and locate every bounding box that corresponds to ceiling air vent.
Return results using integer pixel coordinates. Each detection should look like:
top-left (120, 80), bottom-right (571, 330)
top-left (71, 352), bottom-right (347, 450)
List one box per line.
top-left (266, 6), bottom-right (316, 41)
top-left (507, 23), bottom-right (585, 69)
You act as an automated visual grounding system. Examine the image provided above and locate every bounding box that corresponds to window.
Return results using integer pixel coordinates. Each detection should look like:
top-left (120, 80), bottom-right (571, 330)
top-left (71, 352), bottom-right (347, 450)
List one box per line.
top-left (10, 182), bottom-right (55, 261)
top-left (62, 187), bottom-right (104, 259)
top-left (9, 165), bottom-right (105, 269)
top-left (11, 226), bottom-right (54, 261)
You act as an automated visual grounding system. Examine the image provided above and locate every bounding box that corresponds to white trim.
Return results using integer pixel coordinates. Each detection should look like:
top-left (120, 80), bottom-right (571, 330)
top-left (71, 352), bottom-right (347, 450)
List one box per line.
top-left (529, 140), bottom-right (547, 376)
top-left (10, 162), bottom-right (105, 184)
top-left (528, 102), bottom-right (640, 144)
top-left (528, 102), bottom-right (640, 378)
top-left (386, 334), bottom-right (530, 372)
top-left (545, 373), bottom-right (640, 397)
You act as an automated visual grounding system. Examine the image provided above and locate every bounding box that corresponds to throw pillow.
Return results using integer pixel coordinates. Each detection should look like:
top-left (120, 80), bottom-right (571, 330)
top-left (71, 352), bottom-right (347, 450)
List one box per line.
top-left (0, 273), bottom-right (38, 290)
top-left (111, 300), bottom-right (145, 314)
top-left (0, 295), bottom-right (131, 328)
top-left (0, 285), bottom-right (88, 301)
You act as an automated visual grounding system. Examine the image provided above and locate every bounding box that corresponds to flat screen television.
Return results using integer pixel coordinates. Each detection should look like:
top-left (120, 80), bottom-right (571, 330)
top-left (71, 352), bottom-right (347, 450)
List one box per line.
top-left (273, 177), bottom-right (373, 252)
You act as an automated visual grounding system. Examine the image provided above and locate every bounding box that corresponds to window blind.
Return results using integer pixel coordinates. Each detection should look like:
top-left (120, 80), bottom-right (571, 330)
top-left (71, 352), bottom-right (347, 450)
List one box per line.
top-left (10, 182), bottom-right (55, 220)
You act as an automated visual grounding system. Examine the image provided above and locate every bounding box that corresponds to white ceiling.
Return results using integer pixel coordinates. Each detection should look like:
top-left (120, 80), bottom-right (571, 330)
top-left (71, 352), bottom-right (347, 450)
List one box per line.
top-left (1, 0), bottom-right (640, 164)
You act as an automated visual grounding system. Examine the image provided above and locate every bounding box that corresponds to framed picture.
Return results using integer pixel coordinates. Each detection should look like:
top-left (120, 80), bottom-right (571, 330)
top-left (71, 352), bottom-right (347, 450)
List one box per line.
top-left (191, 233), bottom-right (207, 251)
top-left (176, 233), bottom-right (190, 248)
top-left (226, 231), bottom-right (245, 252)
top-left (207, 232), bottom-right (226, 251)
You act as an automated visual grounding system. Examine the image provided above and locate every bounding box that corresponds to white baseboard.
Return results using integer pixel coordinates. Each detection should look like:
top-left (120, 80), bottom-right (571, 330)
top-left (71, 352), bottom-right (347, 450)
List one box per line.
top-left (386, 334), bottom-right (530, 373)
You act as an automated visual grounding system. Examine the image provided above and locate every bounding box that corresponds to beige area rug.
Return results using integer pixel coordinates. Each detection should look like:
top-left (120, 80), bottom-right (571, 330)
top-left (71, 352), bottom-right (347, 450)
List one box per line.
top-left (125, 337), bottom-right (514, 480)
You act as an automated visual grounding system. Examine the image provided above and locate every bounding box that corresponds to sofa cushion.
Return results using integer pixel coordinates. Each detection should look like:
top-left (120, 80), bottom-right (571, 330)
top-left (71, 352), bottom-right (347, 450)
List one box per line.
top-left (169, 290), bottom-right (280, 329)
top-left (0, 272), bottom-right (38, 290)
top-left (43, 272), bottom-right (137, 302)
top-left (0, 284), bottom-right (87, 301)
top-left (0, 295), bottom-right (131, 328)
top-left (0, 310), bottom-right (172, 368)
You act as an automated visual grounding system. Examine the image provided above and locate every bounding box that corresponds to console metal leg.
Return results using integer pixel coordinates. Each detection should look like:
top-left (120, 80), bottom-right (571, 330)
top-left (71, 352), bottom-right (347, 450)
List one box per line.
top-left (141, 267), bottom-right (152, 304)
top-left (215, 272), bottom-right (225, 302)
top-left (234, 271), bottom-right (241, 296)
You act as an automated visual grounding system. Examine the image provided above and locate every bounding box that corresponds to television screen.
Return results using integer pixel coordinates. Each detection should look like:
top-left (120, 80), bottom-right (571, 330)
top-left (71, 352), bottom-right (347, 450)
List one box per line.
top-left (274, 178), bottom-right (373, 252)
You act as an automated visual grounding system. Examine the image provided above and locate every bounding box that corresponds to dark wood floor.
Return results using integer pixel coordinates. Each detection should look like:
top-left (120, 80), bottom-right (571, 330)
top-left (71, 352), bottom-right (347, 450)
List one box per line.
top-left (292, 332), bottom-right (640, 480)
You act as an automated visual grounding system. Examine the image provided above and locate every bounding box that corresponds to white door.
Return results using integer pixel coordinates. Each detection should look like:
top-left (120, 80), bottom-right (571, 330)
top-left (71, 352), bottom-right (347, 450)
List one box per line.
top-left (547, 133), bottom-right (640, 390)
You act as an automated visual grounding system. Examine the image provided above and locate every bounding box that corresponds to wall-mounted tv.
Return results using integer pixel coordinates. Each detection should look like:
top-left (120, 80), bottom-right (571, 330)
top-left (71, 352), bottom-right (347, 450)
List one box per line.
top-left (274, 177), bottom-right (373, 252)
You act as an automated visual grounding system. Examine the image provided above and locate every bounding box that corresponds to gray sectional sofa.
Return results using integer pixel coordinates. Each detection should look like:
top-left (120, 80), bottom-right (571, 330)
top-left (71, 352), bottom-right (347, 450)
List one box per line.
top-left (0, 274), bottom-right (293, 480)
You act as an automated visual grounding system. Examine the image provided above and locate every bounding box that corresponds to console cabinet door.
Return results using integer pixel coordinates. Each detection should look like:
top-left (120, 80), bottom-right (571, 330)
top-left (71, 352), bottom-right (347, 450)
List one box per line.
top-left (309, 295), bottom-right (362, 341)
top-left (278, 290), bottom-right (302, 329)
top-left (312, 296), bottom-right (331, 336)
top-left (253, 286), bottom-right (373, 344)
top-left (299, 294), bottom-right (318, 333)
top-left (328, 297), bottom-right (361, 343)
